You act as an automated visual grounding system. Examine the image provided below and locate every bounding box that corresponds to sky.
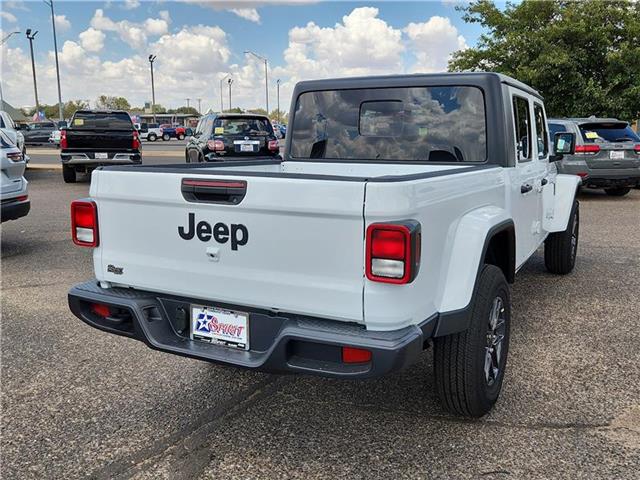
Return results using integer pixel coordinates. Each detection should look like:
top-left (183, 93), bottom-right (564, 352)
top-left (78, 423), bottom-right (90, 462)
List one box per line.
top-left (0, 0), bottom-right (492, 113)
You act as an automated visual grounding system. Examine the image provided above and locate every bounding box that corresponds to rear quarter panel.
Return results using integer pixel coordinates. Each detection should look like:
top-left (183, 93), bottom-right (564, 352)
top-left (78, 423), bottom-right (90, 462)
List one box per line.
top-left (363, 167), bottom-right (507, 330)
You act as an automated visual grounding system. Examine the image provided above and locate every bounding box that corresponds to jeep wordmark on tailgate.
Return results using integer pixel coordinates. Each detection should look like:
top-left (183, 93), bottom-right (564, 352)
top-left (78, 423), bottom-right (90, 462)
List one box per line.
top-left (68, 73), bottom-right (581, 417)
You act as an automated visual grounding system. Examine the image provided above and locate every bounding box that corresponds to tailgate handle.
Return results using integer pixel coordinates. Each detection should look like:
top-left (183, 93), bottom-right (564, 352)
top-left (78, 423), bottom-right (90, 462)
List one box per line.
top-left (181, 179), bottom-right (247, 205)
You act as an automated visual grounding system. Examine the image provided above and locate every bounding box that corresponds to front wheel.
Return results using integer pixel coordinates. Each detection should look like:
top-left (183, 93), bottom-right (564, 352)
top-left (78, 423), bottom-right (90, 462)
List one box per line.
top-left (162, 133), bottom-right (171, 141)
top-left (604, 187), bottom-right (631, 197)
top-left (545, 200), bottom-right (579, 274)
top-left (178, 134), bottom-right (185, 140)
top-left (434, 265), bottom-right (511, 417)
top-left (148, 133), bottom-right (157, 142)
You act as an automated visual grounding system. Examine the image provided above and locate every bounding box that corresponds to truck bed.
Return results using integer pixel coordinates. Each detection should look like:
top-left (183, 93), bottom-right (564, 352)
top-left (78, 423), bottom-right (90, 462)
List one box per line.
top-left (102, 158), bottom-right (495, 182)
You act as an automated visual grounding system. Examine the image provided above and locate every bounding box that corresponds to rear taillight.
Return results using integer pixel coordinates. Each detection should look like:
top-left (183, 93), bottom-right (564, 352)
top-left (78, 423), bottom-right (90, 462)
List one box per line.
top-left (268, 140), bottom-right (279, 152)
top-left (7, 152), bottom-right (23, 162)
top-left (207, 139), bottom-right (225, 151)
top-left (365, 221), bottom-right (421, 284)
top-left (132, 130), bottom-right (141, 150)
top-left (634, 144), bottom-right (640, 154)
top-left (15, 195), bottom-right (28, 202)
top-left (71, 199), bottom-right (99, 247)
top-left (574, 144), bottom-right (600, 155)
top-left (60, 129), bottom-right (67, 149)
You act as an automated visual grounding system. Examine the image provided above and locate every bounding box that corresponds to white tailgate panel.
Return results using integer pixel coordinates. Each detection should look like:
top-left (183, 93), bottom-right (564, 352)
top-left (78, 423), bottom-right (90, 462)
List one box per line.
top-left (94, 170), bottom-right (365, 322)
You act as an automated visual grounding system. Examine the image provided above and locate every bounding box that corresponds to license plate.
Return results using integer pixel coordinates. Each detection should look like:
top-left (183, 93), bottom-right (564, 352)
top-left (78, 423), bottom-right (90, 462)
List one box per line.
top-left (610, 150), bottom-right (624, 159)
top-left (191, 305), bottom-right (249, 350)
top-left (95, 152), bottom-right (108, 159)
top-left (240, 144), bottom-right (254, 152)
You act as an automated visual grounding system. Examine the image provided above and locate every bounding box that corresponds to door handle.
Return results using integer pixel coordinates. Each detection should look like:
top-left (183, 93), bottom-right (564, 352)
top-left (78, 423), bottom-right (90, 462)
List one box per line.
top-left (521, 184), bottom-right (533, 194)
top-left (541, 178), bottom-right (548, 186)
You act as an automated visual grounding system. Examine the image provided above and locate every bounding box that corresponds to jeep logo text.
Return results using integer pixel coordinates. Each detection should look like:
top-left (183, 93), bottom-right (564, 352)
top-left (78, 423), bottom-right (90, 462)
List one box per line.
top-left (178, 213), bottom-right (249, 250)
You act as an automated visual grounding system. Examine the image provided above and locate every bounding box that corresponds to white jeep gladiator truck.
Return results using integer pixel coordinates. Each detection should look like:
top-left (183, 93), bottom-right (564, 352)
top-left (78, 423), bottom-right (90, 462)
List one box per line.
top-left (68, 73), bottom-right (580, 417)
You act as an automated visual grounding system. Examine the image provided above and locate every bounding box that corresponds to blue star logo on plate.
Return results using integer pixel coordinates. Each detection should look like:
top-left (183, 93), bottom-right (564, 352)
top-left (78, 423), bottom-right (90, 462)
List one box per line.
top-left (196, 312), bottom-right (216, 332)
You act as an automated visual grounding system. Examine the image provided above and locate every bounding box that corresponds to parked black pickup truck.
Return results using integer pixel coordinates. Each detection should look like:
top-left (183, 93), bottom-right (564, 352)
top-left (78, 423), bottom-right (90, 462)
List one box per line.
top-left (61, 110), bottom-right (142, 183)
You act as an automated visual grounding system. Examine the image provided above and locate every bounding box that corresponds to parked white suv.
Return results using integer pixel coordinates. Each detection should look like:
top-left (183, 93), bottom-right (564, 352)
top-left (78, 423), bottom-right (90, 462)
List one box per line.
top-left (68, 73), bottom-right (580, 417)
top-left (1, 131), bottom-right (30, 222)
top-left (0, 110), bottom-right (27, 158)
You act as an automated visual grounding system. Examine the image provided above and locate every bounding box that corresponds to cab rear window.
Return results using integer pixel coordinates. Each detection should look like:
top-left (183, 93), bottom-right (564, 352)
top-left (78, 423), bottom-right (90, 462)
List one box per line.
top-left (579, 123), bottom-right (640, 143)
top-left (71, 112), bottom-right (133, 130)
top-left (213, 117), bottom-right (272, 136)
top-left (290, 86), bottom-right (487, 162)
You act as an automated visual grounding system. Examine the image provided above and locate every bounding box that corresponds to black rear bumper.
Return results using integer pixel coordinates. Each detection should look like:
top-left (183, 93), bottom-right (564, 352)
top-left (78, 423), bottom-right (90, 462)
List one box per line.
top-left (68, 281), bottom-right (438, 379)
top-left (585, 175), bottom-right (640, 189)
top-left (1, 198), bottom-right (30, 222)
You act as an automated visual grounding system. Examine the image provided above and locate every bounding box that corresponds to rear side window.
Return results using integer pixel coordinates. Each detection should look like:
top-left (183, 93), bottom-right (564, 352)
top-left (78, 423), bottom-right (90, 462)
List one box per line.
top-left (578, 123), bottom-right (640, 143)
top-left (71, 112), bottom-right (133, 130)
top-left (512, 96), bottom-right (531, 161)
top-left (290, 86), bottom-right (487, 162)
top-left (533, 103), bottom-right (548, 158)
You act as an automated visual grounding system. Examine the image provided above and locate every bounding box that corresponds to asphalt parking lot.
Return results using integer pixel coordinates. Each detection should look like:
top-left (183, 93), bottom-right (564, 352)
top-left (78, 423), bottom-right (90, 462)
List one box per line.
top-left (2, 166), bottom-right (639, 479)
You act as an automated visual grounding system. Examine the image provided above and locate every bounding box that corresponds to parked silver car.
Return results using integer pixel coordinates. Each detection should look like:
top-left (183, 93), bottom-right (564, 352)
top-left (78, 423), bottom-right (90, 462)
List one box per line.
top-left (1, 130), bottom-right (30, 222)
top-left (548, 117), bottom-right (640, 196)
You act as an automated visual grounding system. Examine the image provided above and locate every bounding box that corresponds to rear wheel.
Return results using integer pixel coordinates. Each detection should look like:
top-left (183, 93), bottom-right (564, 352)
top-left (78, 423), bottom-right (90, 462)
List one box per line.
top-left (162, 133), bottom-right (171, 141)
top-left (148, 133), bottom-right (157, 142)
top-left (604, 187), bottom-right (631, 197)
top-left (545, 200), bottom-right (579, 274)
top-left (434, 265), bottom-right (511, 417)
top-left (178, 134), bottom-right (185, 140)
top-left (62, 165), bottom-right (76, 183)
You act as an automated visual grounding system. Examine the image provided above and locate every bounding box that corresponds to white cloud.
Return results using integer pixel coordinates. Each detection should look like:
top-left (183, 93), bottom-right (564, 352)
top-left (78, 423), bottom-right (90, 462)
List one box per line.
top-left (144, 17), bottom-right (170, 36)
top-left (89, 9), bottom-right (171, 49)
top-left (123, 0), bottom-right (141, 10)
top-left (405, 16), bottom-right (467, 73)
top-left (0, 6), bottom-right (469, 115)
top-left (55, 14), bottom-right (71, 32)
top-left (229, 8), bottom-right (260, 23)
top-left (0, 11), bottom-right (18, 23)
top-left (79, 27), bottom-right (106, 52)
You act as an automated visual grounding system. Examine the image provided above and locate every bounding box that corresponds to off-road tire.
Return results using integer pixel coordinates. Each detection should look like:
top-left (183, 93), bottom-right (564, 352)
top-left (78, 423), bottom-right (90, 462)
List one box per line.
top-left (604, 187), bottom-right (631, 197)
top-left (148, 133), bottom-right (157, 142)
top-left (162, 133), bottom-right (171, 141)
top-left (434, 265), bottom-right (511, 417)
top-left (545, 200), bottom-right (579, 274)
top-left (62, 165), bottom-right (76, 183)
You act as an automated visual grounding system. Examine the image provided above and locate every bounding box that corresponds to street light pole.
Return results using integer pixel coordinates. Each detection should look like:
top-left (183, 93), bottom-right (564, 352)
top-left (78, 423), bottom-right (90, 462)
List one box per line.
top-left (0, 31), bottom-right (20, 106)
top-left (44, 0), bottom-right (63, 121)
top-left (276, 79), bottom-right (280, 123)
top-left (228, 78), bottom-right (233, 111)
top-left (219, 74), bottom-right (230, 111)
top-left (148, 55), bottom-right (157, 123)
top-left (185, 98), bottom-right (190, 108)
top-left (25, 29), bottom-right (40, 118)
top-left (197, 98), bottom-right (202, 114)
top-left (244, 51), bottom-right (268, 113)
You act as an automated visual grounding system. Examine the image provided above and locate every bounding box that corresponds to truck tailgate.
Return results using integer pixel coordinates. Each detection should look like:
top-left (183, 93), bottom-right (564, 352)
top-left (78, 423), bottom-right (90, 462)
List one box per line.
top-left (66, 130), bottom-right (134, 151)
top-left (93, 170), bottom-right (366, 322)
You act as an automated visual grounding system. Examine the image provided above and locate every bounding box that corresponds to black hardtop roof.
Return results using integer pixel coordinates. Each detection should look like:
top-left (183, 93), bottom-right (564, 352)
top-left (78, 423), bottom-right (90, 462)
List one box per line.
top-left (205, 113), bottom-right (270, 120)
top-left (74, 109), bottom-right (131, 115)
top-left (293, 72), bottom-right (542, 100)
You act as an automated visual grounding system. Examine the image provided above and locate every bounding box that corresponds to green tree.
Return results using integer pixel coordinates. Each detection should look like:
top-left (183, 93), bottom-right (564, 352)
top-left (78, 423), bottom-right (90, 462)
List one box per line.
top-left (223, 107), bottom-right (243, 113)
top-left (449, 0), bottom-right (640, 121)
top-left (269, 109), bottom-right (288, 123)
top-left (247, 108), bottom-right (268, 116)
top-left (174, 106), bottom-right (199, 115)
top-left (63, 100), bottom-right (89, 118)
top-left (96, 95), bottom-right (132, 111)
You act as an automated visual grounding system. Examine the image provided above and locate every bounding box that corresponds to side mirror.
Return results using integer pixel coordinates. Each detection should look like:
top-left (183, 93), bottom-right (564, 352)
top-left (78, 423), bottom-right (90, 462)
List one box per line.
top-left (550, 132), bottom-right (575, 161)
